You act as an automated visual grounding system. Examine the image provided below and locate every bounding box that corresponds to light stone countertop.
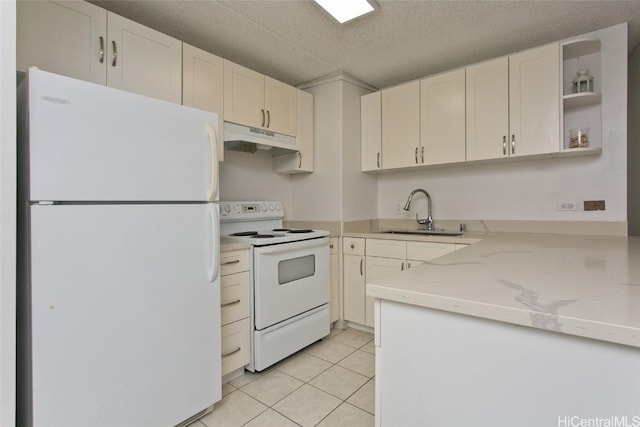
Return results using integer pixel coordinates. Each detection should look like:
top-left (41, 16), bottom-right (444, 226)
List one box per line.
top-left (342, 231), bottom-right (484, 245)
top-left (366, 232), bottom-right (640, 348)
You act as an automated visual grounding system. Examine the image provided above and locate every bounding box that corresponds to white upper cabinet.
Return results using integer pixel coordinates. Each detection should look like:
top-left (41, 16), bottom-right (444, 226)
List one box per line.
top-left (466, 57), bottom-right (510, 161)
top-left (420, 69), bottom-right (466, 165)
top-left (106, 13), bottom-right (182, 104)
top-left (17, 0), bottom-right (107, 84)
top-left (381, 81), bottom-right (421, 169)
top-left (182, 43), bottom-right (225, 161)
top-left (273, 89), bottom-right (314, 174)
top-left (224, 60), bottom-right (297, 136)
top-left (265, 77), bottom-right (297, 136)
top-left (17, 1), bottom-right (182, 104)
top-left (508, 43), bottom-right (560, 158)
top-left (467, 44), bottom-right (560, 161)
top-left (361, 91), bottom-right (382, 171)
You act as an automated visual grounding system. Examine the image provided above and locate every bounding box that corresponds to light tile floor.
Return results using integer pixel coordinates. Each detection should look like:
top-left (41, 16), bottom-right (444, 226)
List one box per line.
top-left (190, 328), bottom-right (375, 427)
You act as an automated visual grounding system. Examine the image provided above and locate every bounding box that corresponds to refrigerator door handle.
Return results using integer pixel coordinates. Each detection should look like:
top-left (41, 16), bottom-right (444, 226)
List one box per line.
top-left (207, 123), bottom-right (219, 202)
top-left (208, 204), bottom-right (220, 282)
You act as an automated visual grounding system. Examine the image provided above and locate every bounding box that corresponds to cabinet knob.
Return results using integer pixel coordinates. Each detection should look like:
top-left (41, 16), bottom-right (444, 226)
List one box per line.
top-left (330, 243), bottom-right (334, 249)
top-left (350, 244), bottom-right (355, 249)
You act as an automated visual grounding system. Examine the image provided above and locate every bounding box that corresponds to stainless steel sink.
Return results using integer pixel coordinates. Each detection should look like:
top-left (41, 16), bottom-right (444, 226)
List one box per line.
top-left (380, 229), bottom-right (464, 237)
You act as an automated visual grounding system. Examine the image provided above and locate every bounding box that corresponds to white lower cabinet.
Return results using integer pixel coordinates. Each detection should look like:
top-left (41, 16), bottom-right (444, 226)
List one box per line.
top-left (343, 237), bottom-right (466, 328)
top-left (220, 249), bottom-right (250, 378)
top-left (365, 256), bottom-right (405, 327)
top-left (343, 238), bottom-right (366, 325)
top-left (329, 237), bottom-right (340, 323)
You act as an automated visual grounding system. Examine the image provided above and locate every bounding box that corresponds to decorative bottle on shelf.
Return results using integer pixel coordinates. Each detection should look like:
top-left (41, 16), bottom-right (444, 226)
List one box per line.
top-left (572, 69), bottom-right (594, 93)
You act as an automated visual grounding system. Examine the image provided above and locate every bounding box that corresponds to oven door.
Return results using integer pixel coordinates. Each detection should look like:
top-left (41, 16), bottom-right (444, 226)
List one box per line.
top-left (253, 237), bottom-right (329, 330)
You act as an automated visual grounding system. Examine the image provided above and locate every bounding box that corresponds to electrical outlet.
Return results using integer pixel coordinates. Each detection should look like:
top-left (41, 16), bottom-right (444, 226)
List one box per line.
top-left (584, 200), bottom-right (605, 211)
top-left (557, 201), bottom-right (576, 211)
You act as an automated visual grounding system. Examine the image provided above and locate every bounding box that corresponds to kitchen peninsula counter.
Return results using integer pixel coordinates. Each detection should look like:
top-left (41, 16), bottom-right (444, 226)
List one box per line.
top-left (367, 232), bottom-right (640, 347)
top-left (369, 232), bottom-right (640, 427)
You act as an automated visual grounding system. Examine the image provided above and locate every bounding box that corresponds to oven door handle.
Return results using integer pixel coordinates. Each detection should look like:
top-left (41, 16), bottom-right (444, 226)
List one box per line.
top-left (255, 237), bottom-right (329, 255)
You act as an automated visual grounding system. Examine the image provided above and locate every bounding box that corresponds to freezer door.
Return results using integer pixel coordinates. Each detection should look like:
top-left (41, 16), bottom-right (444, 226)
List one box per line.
top-left (24, 69), bottom-right (219, 202)
top-left (28, 204), bottom-right (221, 427)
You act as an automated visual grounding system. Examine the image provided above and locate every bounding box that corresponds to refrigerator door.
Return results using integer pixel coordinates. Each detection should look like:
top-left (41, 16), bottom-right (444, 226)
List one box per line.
top-left (28, 203), bottom-right (221, 427)
top-left (24, 69), bottom-right (219, 202)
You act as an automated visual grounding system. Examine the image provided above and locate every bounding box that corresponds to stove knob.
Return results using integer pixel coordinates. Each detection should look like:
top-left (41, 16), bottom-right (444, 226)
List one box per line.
top-left (269, 203), bottom-right (275, 211)
top-left (275, 204), bottom-right (281, 211)
top-left (261, 203), bottom-right (267, 212)
top-left (223, 204), bottom-right (231, 213)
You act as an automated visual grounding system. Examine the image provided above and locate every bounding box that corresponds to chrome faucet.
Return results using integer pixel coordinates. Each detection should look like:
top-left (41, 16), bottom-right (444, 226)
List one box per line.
top-left (403, 188), bottom-right (434, 230)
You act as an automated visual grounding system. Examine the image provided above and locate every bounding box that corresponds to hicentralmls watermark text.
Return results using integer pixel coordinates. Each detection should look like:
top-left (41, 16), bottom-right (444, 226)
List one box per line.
top-left (558, 416), bottom-right (640, 427)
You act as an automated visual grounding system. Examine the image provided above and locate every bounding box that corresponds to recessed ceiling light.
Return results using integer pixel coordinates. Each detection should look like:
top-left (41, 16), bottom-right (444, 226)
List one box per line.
top-left (314, 0), bottom-right (376, 24)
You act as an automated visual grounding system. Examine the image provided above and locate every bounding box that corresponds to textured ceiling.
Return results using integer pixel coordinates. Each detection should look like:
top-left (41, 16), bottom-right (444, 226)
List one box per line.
top-left (89, 0), bottom-right (640, 89)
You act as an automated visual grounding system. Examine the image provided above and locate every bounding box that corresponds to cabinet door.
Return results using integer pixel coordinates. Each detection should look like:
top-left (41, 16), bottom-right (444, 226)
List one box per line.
top-left (265, 76), bottom-right (297, 136)
top-left (329, 238), bottom-right (340, 323)
top-left (182, 43), bottom-right (224, 161)
top-left (509, 43), bottom-right (560, 157)
top-left (297, 90), bottom-right (314, 171)
top-left (17, 0), bottom-right (107, 84)
top-left (466, 57), bottom-right (509, 161)
top-left (420, 69), bottom-right (466, 165)
top-left (365, 256), bottom-right (405, 327)
top-left (224, 60), bottom-right (265, 128)
top-left (106, 12), bottom-right (182, 104)
top-left (343, 254), bottom-right (365, 325)
top-left (382, 81), bottom-right (420, 169)
top-left (273, 90), bottom-right (313, 173)
top-left (361, 91), bottom-right (382, 171)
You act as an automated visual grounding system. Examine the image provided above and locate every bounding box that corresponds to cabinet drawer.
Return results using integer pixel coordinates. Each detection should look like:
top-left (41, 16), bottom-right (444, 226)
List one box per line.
top-left (329, 237), bottom-right (339, 255)
top-left (343, 237), bottom-right (365, 256)
top-left (221, 271), bottom-right (250, 326)
top-left (406, 241), bottom-right (456, 261)
top-left (220, 249), bottom-right (250, 276)
top-left (221, 318), bottom-right (250, 376)
top-left (366, 239), bottom-right (406, 259)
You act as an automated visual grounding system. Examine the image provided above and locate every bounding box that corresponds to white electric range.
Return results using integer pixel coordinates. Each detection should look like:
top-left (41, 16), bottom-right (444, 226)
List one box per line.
top-left (219, 201), bottom-right (330, 372)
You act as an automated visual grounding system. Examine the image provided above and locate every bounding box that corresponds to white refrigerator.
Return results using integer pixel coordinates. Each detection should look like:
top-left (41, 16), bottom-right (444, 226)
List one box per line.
top-left (17, 69), bottom-right (221, 427)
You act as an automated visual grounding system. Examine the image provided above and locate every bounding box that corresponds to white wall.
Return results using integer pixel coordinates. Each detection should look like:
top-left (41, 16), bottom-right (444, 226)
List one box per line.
top-left (290, 79), bottom-right (343, 221)
top-left (290, 75), bottom-right (377, 223)
top-left (341, 80), bottom-right (377, 222)
top-left (628, 44), bottom-right (640, 235)
top-left (219, 150), bottom-right (293, 215)
top-left (0, 1), bottom-right (16, 425)
top-left (378, 24), bottom-right (627, 223)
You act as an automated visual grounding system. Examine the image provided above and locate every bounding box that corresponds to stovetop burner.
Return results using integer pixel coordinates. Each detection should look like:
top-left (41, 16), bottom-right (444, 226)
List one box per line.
top-left (288, 229), bottom-right (313, 233)
top-left (254, 234), bottom-right (275, 238)
top-left (272, 228), bottom-right (290, 232)
top-left (230, 231), bottom-right (258, 237)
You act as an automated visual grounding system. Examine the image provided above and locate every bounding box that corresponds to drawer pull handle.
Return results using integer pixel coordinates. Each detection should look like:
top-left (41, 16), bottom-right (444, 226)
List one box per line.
top-left (222, 259), bottom-right (240, 265)
top-left (360, 258), bottom-right (363, 276)
top-left (222, 347), bottom-right (241, 358)
top-left (221, 299), bottom-right (241, 307)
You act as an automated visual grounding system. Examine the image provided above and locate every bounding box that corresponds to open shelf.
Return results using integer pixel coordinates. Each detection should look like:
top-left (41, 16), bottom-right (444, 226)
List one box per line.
top-left (562, 38), bottom-right (601, 59)
top-left (563, 92), bottom-right (601, 109)
top-left (559, 146), bottom-right (602, 158)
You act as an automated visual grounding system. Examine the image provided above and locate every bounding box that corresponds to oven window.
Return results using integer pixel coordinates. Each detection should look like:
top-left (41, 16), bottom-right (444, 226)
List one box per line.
top-left (278, 255), bottom-right (316, 284)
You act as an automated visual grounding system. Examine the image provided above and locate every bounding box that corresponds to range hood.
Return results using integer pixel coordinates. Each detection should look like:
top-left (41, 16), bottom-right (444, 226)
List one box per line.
top-left (223, 122), bottom-right (298, 156)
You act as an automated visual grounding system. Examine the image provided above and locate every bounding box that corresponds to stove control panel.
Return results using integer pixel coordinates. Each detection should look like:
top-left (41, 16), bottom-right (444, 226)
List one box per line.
top-left (219, 200), bottom-right (283, 221)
